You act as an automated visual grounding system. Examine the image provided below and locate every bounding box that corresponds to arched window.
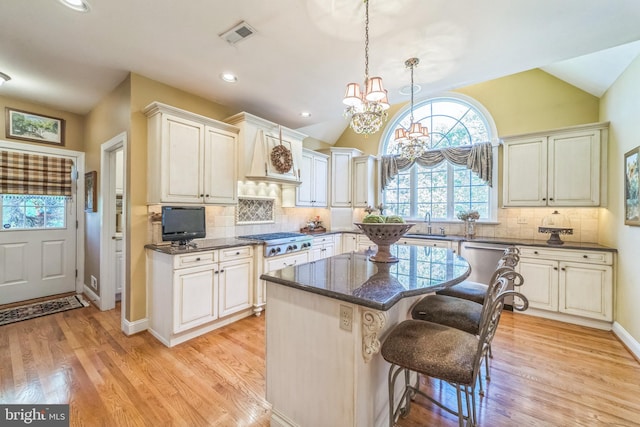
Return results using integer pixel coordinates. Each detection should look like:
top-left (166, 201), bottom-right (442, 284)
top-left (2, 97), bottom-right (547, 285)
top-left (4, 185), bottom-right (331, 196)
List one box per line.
top-left (380, 94), bottom-right (497, 221)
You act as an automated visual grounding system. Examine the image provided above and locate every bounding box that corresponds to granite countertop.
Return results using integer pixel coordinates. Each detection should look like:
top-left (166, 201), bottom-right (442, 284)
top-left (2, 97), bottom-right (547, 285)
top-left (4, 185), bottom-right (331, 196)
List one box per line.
top-left (303, 229), bottom-right (616, 252)
top-left (261, 246), bottom-right (471, 311)
top-left (145, 237), bottom-right (262, 255)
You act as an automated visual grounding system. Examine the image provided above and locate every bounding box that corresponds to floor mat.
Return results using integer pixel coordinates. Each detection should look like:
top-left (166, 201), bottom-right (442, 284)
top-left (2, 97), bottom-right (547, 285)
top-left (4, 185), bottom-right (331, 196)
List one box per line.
top-left (0, 294), bottom-right (89, 326)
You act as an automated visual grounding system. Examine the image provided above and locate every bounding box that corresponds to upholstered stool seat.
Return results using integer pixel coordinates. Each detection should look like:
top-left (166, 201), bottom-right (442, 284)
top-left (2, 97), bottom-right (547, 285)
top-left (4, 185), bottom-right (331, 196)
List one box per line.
top-left (435, 281), bottom-right (487, 304)
top-left (411, 294), bottom-right (482, 335)
top-left (381, 319), bottom-right (477, 386)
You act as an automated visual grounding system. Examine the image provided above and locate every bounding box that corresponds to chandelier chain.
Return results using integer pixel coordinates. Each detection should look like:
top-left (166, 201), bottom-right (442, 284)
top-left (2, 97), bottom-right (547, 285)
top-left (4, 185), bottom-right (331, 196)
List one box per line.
top-left (364, 0), bottom-right (370, 82)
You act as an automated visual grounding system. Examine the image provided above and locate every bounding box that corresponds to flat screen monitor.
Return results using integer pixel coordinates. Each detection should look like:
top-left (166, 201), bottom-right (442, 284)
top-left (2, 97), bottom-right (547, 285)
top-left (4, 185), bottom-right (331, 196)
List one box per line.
top-left (161, 206), bottom-right (206, 244)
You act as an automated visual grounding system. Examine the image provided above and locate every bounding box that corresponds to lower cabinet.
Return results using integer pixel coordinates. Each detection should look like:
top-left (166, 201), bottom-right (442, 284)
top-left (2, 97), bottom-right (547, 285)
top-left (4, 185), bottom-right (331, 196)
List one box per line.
top-left (147, 245), bottom-right (254, 347)
top-left (516, 246), bottom-right (613, 328)
top-left (311, 235), bottom-right (338, 260)
top-left (341, 233), bottom-right (358, 253)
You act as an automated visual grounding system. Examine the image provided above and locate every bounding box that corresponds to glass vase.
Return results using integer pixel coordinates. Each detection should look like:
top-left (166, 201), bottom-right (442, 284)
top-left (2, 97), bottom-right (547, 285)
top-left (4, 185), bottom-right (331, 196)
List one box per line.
top-left (465, 220), bottom-right (476, 239)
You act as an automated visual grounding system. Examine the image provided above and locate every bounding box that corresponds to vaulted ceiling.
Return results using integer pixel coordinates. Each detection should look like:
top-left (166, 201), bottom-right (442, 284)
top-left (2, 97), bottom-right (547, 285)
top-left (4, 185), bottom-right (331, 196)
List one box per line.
top-left (1, 0), bottom-right (640, 144)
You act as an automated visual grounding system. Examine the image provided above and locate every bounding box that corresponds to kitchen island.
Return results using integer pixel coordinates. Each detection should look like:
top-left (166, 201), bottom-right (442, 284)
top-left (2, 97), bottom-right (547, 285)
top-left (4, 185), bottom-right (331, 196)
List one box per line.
top-left (261, 246), bottom-right (470, 427)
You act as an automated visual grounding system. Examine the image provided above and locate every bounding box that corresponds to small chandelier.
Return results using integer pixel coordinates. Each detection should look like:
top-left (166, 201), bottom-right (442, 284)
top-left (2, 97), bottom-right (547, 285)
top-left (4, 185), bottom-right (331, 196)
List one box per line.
top-left (394, 57), bottom-right (429, 161)
top-left (342, 0), bottom-right (389, 135)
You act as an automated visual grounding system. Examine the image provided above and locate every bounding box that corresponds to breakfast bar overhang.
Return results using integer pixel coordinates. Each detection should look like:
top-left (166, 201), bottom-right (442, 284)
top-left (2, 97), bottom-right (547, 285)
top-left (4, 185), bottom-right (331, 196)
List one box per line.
top-left (261, 246), bottom-right (470, 427)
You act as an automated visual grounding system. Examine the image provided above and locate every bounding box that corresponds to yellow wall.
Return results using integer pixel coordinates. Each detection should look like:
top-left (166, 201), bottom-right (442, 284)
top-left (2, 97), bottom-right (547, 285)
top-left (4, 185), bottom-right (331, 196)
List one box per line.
top-left (0, 95), bottom-right (85, 151)
top-left (334, 69), bottom-right (600, 155)
top-left (83, 76), bottom-right (131, 304)
top-left (127, 73), bottom-right (233, 321)
top-left (599, 54), bottom-right (640, 342)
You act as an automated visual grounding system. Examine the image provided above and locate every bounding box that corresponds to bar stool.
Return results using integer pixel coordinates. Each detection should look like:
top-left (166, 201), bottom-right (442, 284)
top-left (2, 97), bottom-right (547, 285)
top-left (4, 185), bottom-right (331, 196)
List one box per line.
top-left (382, 281), bottom-right (529, 427)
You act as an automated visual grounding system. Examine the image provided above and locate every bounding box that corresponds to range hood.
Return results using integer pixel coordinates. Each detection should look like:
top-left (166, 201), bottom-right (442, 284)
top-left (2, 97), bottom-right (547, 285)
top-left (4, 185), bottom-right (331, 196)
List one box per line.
top-left (247, 129), bottom-right (301, 185)
top-left (225, 111), bottom-right (305, 186)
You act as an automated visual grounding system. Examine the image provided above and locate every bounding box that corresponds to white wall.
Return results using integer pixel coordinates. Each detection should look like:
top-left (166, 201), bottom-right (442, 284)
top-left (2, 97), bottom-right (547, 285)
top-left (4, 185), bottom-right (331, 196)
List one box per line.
top-left (600, 53), bottom-right (640, 343)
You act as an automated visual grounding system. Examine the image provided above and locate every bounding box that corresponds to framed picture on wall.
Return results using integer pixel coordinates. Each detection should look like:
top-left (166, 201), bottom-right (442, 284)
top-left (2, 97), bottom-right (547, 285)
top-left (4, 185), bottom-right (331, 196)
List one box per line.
top-left (85, 171), bottom-right (97, 213)
top-left (5, 107), bottom-right (66, 145)
top-left (624, 146), bottom-right (640, 226)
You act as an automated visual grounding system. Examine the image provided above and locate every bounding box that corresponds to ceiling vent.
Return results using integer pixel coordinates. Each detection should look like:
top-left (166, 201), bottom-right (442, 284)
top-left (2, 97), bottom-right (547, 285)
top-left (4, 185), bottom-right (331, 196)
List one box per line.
top-left (219, 21), bottom-right (256, 45)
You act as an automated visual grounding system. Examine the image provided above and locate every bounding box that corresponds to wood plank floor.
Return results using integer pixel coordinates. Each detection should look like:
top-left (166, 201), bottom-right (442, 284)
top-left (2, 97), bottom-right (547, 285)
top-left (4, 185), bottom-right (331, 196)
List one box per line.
top-left (1, 301), bottom-right (639, 426)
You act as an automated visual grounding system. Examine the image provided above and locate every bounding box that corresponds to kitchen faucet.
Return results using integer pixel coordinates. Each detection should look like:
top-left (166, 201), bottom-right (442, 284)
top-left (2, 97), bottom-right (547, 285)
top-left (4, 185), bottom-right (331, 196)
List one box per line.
top-left (424, 211), bottom-right (432, 234)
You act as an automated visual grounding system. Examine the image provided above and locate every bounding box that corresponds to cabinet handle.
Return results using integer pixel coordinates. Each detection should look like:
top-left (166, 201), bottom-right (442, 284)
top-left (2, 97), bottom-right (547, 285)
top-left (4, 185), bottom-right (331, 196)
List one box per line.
top-left (542, 198), bottom-right (546, 201)
top-left (583, 255), bottom-right (588, 258)
top-left (200, 194), bottom-right (204, 197)
top-left (206, 194), bottom-right (210, 198)
top-left (549, 197), bottom-right (554, 201)
top-left (553, 267), bottom-right (558, 270)
top-left (534, 251), bottom-right (539, 255)
top-left (560, 267), bottom-right (565, 271)
top-left (236, 251), bottom-right (240, 255)
top-left (214, 270), bottom-right (219, 274)
top-left (220, 269), bottom-right (224, 273)
top-left (195, 257), bottom-right (201, 261)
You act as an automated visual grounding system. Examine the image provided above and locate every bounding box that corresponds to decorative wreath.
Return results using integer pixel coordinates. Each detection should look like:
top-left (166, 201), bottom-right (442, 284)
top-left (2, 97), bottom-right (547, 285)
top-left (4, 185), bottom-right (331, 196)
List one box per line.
top-left (270, 144), bottom-right (293, 174)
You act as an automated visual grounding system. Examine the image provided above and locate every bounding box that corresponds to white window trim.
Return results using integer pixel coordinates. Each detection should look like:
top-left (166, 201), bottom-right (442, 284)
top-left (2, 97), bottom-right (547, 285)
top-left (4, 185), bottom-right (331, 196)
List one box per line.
top-left (376, 91), bottom-right (500, 222)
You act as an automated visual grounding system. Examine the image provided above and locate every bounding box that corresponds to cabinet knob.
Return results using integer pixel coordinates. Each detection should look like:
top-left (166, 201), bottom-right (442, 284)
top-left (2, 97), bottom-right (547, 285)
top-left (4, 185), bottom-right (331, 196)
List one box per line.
top-left (553, 267), bottom-right (558, 270)
top-left (534, 251), bottom-right (539, 254)
top-left (560, 267), bottom-right (565, 271)
top-left (583, 255), bottom-right (588, 258)
top-left (236, 251), bottom-right (240, 255)
top-left (199, 194), bottom-right (204, 197)
top-left (220, 269), bottom-right (224, 273)
top-left (542, 198), bottom-right (546, 201)
top-left (206, 194), bottom-right (210, 198)
top-left (549, 198), bottom-right (554, 201)
top-left (214, 270), bottom-right (219, 274)
top-left (196, 257), bottom-right (201, 261)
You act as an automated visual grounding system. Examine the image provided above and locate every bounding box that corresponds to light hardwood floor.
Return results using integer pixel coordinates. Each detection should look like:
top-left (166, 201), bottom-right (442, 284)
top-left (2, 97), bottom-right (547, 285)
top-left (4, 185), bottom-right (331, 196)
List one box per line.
top-left (1, 301), bottom-right (639, 426)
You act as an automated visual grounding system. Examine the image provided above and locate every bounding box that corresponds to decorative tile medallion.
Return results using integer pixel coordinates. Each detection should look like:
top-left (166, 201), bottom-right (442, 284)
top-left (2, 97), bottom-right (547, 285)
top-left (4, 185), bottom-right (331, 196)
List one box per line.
top-left (236, 197), bottom-right (275, 224)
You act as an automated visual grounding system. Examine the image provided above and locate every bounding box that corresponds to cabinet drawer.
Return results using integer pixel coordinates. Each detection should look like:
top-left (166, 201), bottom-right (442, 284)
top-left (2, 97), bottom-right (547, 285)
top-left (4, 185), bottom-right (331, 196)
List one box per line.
top-left (174, 251), bottom-right (217, 269)
top-left (397, 238), bottom-right (450, 249)
top-left (518, 246), bottom-right (612, 265)
top-left (219, 245), bottom-right (253, 261)
top-left (313, 236), bottom-right (333, 245)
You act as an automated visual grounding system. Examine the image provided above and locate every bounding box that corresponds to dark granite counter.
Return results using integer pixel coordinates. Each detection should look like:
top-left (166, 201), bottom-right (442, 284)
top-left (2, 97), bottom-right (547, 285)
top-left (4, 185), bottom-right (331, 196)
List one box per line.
top-left (261, 246), bottom-right (470, 311)
top-left (145, 237), bottom-right (261, 255)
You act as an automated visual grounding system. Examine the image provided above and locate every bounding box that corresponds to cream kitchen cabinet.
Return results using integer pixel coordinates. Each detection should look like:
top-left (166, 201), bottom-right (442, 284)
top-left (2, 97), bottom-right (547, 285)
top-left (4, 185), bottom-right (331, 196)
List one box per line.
top-left (515, 246), bottom-right (614, 328)
top-left (396, 237), bottom-right (453, 251)
top-left (502, 123), bottom-right (608, 207)
top-left (353, 155), bottom-right (376, 208)
top-left (341, 233), bottom-right (358, 253)
top-left (147, 245), bottom-right (254, 347)
top-left (319, 147), bottom-right (363, 207)
top-left (311, 235), bottom-right (338, 261)
top-left (144, 102), bottom-right (239, 205)
top-left (296, 149), bottom-right (329, 207)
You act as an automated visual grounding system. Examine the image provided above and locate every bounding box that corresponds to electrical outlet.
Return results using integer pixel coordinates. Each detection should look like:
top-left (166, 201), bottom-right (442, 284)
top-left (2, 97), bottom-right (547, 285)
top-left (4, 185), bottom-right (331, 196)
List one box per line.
top-left (90, 275), bottom-right (98, 290)
top-left (517, 216), bottom-right (528, 224)
top-left (339, 304), bottom-right (353, 332)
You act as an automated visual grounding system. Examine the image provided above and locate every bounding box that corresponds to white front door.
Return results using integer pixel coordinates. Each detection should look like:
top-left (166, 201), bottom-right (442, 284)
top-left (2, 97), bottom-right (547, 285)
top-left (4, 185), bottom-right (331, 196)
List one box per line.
top-left (0, 195), bottom-right (77, 305)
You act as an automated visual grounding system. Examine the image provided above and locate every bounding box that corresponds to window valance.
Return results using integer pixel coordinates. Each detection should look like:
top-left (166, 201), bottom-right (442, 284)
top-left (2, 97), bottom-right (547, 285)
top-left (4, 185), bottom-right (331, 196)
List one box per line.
top-left (381, 142), bottom-right (493, 190)
top-left (0, 150), bottom-right (74, 196)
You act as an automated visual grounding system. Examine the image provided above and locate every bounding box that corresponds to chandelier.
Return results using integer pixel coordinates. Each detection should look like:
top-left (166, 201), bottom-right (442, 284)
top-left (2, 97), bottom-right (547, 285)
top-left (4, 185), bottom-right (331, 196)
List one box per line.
top-left (394, 58), bottom-right (429, 161)
top-left (342, 0), bottom-right (389, 135)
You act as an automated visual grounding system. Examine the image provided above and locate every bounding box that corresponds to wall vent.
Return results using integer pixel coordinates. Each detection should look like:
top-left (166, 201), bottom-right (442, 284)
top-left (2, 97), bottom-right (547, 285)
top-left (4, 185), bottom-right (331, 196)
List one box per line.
top-left (219, 21), bottom-right (256, 45)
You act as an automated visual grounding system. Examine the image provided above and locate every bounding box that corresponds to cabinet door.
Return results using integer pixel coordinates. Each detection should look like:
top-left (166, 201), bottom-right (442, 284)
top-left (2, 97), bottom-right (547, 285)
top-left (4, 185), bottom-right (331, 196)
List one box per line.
top-left (331, 151), bottom-right (353, 207)
top-left (203, 126), bottom-right (237, 204)
top-left (312, 155), bottom-right (328, 207)
top-left (173, 265), bottom-right (218, 333)
top-left (353, 156), bottom-right (375, 207)
top-left (296, 151), bottom-right (314, 206)
top-left (219, 258), bottom-right (254, 317)
top-left (517, 258), bottom-right (558, 311)
top-left (548, 131), bottom-right (600, 206)
top-left (503, 138), bottom-right (547, 206)
top-left (162, 115), bottom-right (204, 203)
top-left (559, 261), bottom-right (612, 321)
top-left (342, 234), bottom-right (357, 253)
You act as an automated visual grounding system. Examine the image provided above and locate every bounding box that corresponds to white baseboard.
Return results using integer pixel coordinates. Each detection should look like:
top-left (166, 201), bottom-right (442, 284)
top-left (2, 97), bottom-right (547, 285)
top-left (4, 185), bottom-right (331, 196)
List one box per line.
top-left (83, 285), bottom-right (101, 307)
top-left (612, 321), bottom-right (640, 361)
top-left (122, 317), bottom-right (149, 336)
top-left (271, 410), bottom-right (300, 427)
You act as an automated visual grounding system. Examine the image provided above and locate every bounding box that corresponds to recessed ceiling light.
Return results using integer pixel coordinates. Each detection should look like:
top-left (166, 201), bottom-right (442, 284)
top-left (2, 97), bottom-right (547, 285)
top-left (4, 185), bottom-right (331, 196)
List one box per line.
top-left (0, 72), bottom-right (11, 86)
top-left (58, 0), bottom-right (91, 12)
top-left (220, 73), bottom-right (237, 83)
top-left (300, 112), bottom-right (312, 118)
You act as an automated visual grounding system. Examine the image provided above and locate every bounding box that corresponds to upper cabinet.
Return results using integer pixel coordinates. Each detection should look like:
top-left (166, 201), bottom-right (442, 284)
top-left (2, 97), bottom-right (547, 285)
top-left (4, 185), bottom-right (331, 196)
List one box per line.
top-left (144, 102), bottom-right (239, 205)
top-left (296, 148), bottom-right (329, 207)
top-left (502, 122), bottom-right (608, 207)
top-left (225, 112), bottom-right (305, 185)
top-left (353, 155), bottom-right (376, 208)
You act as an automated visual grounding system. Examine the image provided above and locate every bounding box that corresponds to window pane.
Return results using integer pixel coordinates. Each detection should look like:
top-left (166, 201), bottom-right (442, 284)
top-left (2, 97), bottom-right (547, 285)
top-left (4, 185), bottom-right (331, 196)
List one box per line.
top-left (382, 96), bottom-right (492, 221)
top-left (1, 194), bottom-right (67, 230)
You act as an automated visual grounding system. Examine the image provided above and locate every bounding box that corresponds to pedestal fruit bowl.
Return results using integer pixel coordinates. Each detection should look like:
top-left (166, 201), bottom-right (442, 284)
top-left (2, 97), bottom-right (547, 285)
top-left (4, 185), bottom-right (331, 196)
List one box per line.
top-left (354, 222), bottom-right (414, 263)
